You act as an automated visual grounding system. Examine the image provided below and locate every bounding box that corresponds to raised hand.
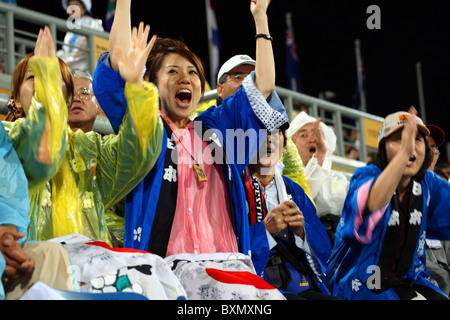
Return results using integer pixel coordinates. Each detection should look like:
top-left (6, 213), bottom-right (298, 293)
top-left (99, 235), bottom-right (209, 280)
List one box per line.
top-left (401, 106), bottom-right (419, 158)
top-left (34, 26), bottom-right (56, 59)
top-left (250, 0), bottom-right (275, 99)
top-left (115, 22), bottom-right (156, 86)
top-left (250, 0), bottom-right (271, 16)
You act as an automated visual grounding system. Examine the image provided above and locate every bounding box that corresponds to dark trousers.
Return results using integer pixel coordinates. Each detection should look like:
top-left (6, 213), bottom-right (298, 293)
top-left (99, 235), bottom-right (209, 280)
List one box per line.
top-left (395, 284), bottom-right (449, 300)
top-left (320, 214), bottom-right (340, 247)
top-left (284, 290), bottom-right (341, 300)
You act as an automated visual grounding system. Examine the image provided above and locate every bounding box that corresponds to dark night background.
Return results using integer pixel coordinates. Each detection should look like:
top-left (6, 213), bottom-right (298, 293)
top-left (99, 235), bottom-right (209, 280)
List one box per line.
top-left (16, 0), bottom-right (450, 161)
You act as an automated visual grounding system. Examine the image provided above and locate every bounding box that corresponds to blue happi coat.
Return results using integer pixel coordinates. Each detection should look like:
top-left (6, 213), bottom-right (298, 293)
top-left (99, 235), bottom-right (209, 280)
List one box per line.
top-left (93, 53), bottom-right (289, 275)
top-left (325, 164), bottom-right (450, 300)
top-left (254, 175), bottom-right (332, 295)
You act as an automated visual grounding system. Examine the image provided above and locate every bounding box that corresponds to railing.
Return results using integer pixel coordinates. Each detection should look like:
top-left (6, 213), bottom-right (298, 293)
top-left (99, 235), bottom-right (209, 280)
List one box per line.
top-left (0, 2), bottom-right (109, 75)
top-left (0, 2), bottom-right (383, 171)
top-left (204, 87), bottom-right (384, 163)
top-left (1, 87), bottom-right (381, 164)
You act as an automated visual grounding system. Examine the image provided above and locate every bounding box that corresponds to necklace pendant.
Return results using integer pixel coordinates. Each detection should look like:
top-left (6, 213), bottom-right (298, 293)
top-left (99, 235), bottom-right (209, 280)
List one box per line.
top-left (194, 164), bottom-right (207, 182)
top-left (300, 274), bottom-right (309, 286)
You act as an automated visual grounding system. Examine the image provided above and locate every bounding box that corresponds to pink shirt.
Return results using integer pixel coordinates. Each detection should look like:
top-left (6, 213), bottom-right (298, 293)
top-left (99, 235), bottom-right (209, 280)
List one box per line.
top-left (162, 114), bottom-right (238, 255)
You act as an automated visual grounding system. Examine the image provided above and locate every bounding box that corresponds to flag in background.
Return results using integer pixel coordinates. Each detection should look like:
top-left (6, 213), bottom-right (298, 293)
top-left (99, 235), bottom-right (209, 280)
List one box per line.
top-left (205, 0), bottom-right (220, 87)
top-left (285, 12), bottom-right (302, 92)
top-left (105, 0), bottom-right (116, 32)
top-left (352, 39), bottom-right (367, 112)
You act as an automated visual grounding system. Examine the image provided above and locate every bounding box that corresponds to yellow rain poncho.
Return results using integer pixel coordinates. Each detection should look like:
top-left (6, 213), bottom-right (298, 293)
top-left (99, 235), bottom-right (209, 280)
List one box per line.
top-left (280, 136), bottom-right (313, 202)
top-left (5, 56), bottom-right (68, 194)
top-left (4, 56), bottom-right (163, 245)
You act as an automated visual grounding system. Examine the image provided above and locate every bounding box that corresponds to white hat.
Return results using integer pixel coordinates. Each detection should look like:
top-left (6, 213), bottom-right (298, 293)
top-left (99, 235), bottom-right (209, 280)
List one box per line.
top-left (287, 111), bottom-right (337, 157)
top-left (62, 0), bottom-right (92, 14)
top-left (378, 111), bottom-right (429, 145)
top-left (217, 54), bottom-right (256, 84)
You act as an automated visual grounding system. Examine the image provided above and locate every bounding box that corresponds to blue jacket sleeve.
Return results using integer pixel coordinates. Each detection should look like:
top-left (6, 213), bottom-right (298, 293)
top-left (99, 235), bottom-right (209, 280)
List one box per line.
top-left (424, 170), bottom-right (450, 240)
top-left (196, 91), bottom-right (265, 175)
top-left (196, 72), bottom-right (289, 174)
top-left (0, 122), bottom-right (30, 238)
top-left (285, 176), bottom-right (332, 272)
top-left (0, 122), bottom-right (30, 300)
top-left (92, 52), bottom-right (127, 134)
top-left (249, 221), bottom-right (270, 277)
top-left (249, 176), bottom-right (332, 277)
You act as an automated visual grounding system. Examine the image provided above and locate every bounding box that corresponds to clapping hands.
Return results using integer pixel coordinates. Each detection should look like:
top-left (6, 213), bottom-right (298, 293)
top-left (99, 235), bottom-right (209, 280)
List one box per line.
top-left (34, 26), bottom-right (56, 59)
top-left (0, 227), bottom-right (34, 284)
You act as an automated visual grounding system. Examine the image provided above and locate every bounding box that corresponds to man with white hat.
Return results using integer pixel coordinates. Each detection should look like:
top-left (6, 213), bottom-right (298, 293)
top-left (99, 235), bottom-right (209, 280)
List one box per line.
top-left (216, 54), bottom-right (256, 105)
top-left (287, 112), bottom-right (348, 244)
top-left (214, 54), bottom-right (312, 200)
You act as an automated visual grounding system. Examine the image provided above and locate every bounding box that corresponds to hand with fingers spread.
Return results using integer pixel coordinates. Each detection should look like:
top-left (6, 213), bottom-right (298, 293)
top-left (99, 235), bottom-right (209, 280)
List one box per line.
top-left (264, 200), bottom-right (305, 239)
top-left (116, 22), bottom-right (156, 87)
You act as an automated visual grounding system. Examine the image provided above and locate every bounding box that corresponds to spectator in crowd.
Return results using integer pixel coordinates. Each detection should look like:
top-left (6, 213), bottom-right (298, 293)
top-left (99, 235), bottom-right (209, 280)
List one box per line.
top-left (68, 69), bottom-right (125, 246)
top-left (215, 55), bottom-right (312, 201)
top-left (424, 123), bottom-right (450, 296)
top-left (326, 107), bottom-right (450, 300)
top-left (20, 31), bottom-right (187, 300)
top-left (5, 25), bottom-right (163, 246)
top-left (345, 146), bottom-right (359, 160)
top-left (287, 111), bottom-right (349, 245)
top-left (93, 0), bottom-right (289, 300)
top-left (67, 69), bottom-right (102, 133)
top-left (4, 26), bottom-right (72, 192)
top-left (57, 0), bottom-right (104, 71)
top-left (243, 127), bottom-right (337, 299)
top-left (1, 27), bottom-right (75, 300)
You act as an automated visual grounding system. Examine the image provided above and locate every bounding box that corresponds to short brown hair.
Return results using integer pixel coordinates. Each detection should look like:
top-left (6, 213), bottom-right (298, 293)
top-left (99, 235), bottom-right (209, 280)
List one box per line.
top-left (143, 37), bottom-right (206, 93)
top-left (11, 52), bottom-right (74, 112)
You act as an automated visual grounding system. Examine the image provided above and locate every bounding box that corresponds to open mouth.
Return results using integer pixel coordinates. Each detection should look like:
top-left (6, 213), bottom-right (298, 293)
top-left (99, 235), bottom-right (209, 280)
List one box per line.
top-left (264, 138), bottom-right (277, 156)
top-left (309, 146), bottom-right (316, 157)
top-left (266, 147), bottom-right (275, 155)
top-left (407, 155), bottom-right (416, 166)
top-left (70, 105), bottom-right (84, 113)
top-left (175, 89), bottom-right (192, 108)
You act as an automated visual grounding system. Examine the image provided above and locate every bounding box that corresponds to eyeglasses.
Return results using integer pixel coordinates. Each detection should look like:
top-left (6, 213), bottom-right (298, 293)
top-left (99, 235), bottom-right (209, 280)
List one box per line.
top-left (225, 73), bottom-right (249, 83)
top-left (430, 145), bottom-right (440, 155)
top-left (75, 87), bottom-right (94, 100)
